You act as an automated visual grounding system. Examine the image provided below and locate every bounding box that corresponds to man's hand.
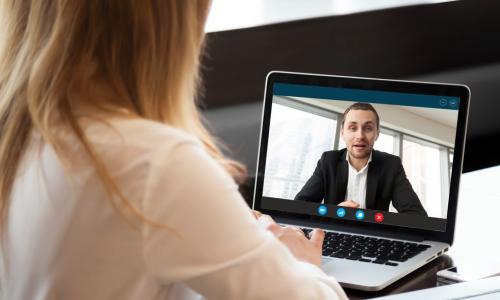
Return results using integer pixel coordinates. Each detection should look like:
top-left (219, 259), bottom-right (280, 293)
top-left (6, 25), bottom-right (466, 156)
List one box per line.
top-left (338, 199), bottom-right (360, 208)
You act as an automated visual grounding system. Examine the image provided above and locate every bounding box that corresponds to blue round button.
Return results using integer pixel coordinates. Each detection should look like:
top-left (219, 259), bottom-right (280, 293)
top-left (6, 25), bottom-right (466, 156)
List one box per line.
top-left (336, 207), bottom-right (346, 218)
top-left (355, 210), bottom-right (365, 220)
top-left (317, 205), bottom-right (328, 216)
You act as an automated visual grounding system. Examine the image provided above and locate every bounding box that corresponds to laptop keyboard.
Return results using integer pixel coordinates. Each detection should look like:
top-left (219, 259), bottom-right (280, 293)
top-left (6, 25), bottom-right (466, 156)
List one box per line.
top-left (301, 228), bottom-right (431, 267)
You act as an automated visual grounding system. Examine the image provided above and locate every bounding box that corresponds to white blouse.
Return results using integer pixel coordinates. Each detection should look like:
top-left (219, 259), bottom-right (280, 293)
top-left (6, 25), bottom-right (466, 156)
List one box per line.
top-left (1, 117), bottom-right (347, 300)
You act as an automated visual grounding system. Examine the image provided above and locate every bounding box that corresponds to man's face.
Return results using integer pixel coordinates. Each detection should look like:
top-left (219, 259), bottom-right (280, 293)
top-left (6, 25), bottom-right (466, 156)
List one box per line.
top-left (341, 109), bottom-right (379, 160)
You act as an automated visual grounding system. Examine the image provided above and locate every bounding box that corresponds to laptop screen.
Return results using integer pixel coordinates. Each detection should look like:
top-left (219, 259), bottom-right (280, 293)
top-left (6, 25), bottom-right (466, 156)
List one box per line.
top-left (256, 73), bottom-right (469, 233)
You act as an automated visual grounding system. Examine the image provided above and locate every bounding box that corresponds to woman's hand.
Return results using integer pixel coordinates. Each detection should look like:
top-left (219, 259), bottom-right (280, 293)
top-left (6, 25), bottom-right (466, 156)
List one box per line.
top-left (254, 211), bottom-right (324, 267)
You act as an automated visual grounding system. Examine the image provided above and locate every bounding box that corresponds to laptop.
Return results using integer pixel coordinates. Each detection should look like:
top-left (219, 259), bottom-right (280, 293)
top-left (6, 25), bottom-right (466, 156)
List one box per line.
top-left (252, 71), bottom-right (470, 291)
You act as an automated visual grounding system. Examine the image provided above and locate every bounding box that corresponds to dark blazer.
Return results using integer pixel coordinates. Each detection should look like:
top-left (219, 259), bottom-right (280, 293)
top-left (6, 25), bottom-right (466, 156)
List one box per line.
top-left (294, 149), bottom-right (428, 216)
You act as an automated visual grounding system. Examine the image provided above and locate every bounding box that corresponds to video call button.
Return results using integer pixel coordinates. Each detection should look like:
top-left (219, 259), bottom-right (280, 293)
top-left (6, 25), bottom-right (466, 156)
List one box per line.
top-left (318, 205), bottom-right (328, 216)
top-left (375, 212), bottom-right (384, 223)
top-left (355, 210), bottom-right (365, 220)
top-left (336, 207), bottom-right (346, 218)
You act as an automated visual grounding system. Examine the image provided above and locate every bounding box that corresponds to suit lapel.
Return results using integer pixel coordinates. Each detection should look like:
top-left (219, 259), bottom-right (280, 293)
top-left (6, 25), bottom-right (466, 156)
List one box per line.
top-left (366, 152), bottom-right (378, 209)
top-left (335, 151), bottom-right (348, 203)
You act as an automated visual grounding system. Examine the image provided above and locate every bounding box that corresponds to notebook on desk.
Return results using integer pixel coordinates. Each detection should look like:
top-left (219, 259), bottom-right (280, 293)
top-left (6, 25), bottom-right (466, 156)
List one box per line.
top-left (252, 71), bottom-right (470, 291)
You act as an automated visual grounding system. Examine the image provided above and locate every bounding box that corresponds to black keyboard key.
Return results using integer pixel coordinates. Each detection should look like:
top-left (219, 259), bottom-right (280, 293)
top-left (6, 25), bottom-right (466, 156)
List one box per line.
top-left (372, 259), bottom-right (387, 264)
top-left (346, 255), bottom-right (361, 260)
top-left (358, 258), bottom-right (372, 262)
top-left (417, 244), bottom-right (431, 250)
top-left (405, 251), bottom-right (420, 258)
top-left (385, 262), bottom-right (399, 266)
top-left (390, 256), bottom-right (409, 262)
top-left (335, 251), bottom-right (349, 256)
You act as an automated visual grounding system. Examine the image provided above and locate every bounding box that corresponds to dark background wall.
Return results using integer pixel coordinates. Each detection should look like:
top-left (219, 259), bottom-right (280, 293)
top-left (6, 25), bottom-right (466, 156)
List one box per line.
top-left (200, 0), bottom-right (500, 190)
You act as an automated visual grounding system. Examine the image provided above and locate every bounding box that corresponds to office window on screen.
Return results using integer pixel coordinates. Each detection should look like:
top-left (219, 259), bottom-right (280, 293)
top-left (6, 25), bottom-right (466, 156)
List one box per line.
top-left (402, 135), bottom-right (451, 218)
top-left (263, 99), bottom-right (337, 200)
top-left (449, 150), bottom-right (454, 181)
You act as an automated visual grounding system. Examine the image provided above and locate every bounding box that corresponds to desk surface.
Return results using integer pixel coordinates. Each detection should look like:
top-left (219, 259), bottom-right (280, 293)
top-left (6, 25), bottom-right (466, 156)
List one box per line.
top-left (345, 165), bottom-right (500, 299)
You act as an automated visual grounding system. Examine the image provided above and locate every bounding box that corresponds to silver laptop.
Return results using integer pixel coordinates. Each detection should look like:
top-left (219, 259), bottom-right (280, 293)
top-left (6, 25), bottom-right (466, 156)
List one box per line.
top-left (252, 71), bottom-right (470, 291)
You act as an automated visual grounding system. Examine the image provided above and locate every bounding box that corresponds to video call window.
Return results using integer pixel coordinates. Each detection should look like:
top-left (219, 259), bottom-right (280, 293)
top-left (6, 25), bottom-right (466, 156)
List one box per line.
top-left (263, 96), bottom-right (456, 219)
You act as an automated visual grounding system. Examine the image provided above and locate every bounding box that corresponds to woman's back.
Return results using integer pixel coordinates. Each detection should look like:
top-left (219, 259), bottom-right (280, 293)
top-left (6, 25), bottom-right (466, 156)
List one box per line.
top-left (3, 118), bottom-right (347, 299)
top-left (4, 119), bottom-right (204, 299)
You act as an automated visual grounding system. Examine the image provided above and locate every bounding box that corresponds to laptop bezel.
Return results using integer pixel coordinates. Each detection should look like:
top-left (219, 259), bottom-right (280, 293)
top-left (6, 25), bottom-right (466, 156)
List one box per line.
top-left (252, 71), bottom-right (470, 245)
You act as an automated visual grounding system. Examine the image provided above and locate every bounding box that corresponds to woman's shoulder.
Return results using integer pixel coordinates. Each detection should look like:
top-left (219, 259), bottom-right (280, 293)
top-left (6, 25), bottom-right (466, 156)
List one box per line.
top-left (87, 117), bottom-right (199, 150)
top-left (79, 117), bottom-right (203, 169)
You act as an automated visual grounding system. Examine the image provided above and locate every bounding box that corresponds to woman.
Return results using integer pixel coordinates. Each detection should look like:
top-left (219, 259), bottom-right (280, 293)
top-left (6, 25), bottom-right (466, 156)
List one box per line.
top-left (0, 1), bottom-right (347, 299)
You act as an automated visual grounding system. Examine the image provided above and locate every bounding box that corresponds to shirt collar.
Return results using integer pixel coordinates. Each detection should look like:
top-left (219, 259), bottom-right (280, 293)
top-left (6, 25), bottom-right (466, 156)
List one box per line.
top-left (346, 151), bottom-right (372, 173)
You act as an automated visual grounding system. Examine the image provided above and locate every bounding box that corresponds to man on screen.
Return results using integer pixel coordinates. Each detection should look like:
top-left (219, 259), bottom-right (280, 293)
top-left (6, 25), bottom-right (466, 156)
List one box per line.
top-left (294, 102), bottom-right (428, 216)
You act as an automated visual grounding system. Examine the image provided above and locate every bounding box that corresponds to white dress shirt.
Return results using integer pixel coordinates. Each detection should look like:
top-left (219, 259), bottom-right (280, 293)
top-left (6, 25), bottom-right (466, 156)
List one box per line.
top-left (345, 152), bottom-right (372, 209)
top-left (1, 117), bottom-right (347, 300)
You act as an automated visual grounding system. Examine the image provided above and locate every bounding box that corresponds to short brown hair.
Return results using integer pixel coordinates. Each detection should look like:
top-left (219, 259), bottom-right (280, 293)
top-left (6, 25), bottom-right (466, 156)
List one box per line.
top-left (341, 102), bottom-right (380, 128)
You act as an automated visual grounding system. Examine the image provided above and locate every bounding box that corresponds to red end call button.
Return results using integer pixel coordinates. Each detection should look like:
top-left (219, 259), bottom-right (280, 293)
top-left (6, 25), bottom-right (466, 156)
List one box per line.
top-left (375, 212), bottom-right (384, 223)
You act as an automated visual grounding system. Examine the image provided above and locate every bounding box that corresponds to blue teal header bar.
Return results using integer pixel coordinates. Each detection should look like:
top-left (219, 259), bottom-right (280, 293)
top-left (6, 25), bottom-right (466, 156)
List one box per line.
top-left (273, 83), bottom-right (460, 110)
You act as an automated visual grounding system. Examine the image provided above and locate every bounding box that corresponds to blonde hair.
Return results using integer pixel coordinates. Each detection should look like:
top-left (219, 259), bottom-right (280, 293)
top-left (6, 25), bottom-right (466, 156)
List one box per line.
top-left (0, 1), bottom-right (246, 229)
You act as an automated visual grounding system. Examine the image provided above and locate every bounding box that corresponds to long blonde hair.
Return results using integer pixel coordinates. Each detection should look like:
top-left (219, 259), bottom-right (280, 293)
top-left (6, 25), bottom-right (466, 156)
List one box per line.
top-left (0, 1), bottom-right (246, 228)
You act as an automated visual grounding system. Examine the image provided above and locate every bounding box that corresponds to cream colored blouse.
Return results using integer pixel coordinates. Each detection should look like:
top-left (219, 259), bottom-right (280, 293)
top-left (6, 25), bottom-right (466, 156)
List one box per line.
top-left (1, 118), bottom-right (347, 300)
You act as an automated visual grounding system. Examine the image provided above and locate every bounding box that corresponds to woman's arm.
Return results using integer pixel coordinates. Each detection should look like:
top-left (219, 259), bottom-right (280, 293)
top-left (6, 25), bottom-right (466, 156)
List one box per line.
top-left (140, 141), bottom-right (347, 299)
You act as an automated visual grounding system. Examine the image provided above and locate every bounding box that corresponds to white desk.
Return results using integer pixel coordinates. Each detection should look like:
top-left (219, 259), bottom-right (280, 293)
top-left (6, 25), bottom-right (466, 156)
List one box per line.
top-left (449, 165), bottom-right (500, 266)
